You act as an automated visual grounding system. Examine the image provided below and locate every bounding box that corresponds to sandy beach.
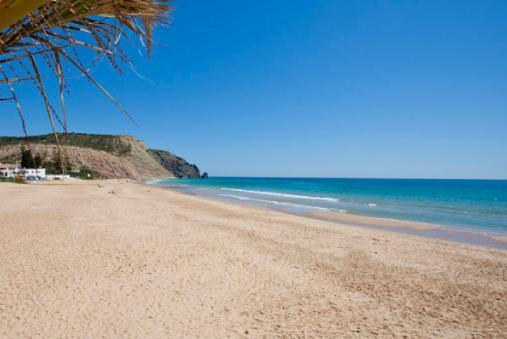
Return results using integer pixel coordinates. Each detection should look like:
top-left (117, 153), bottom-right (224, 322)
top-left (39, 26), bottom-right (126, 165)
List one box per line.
top-left (1, 180), bottom-right (506, 337)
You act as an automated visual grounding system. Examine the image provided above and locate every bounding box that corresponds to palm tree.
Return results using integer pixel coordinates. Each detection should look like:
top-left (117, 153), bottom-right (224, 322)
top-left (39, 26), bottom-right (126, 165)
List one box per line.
top-left (0, 0), bottom-right (170, 173)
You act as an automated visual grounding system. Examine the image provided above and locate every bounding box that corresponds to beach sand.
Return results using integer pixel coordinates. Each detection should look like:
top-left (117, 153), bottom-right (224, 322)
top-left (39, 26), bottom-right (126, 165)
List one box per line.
top-left (1, 180), bottom-right (506, 337)
top-left (307, 210), bottom-right (437, 230)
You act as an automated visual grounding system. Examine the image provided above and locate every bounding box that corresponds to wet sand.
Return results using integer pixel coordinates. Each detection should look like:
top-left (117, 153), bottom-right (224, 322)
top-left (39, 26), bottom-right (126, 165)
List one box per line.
top-left (305, 210), bottom-right (507, 250)
top-left (1, 180), bottom-right (506, 337)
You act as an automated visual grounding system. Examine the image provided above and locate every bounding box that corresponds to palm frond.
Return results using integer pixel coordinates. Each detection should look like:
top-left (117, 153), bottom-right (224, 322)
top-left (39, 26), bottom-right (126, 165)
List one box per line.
top-left (0, 0), bottom-right (170, 173)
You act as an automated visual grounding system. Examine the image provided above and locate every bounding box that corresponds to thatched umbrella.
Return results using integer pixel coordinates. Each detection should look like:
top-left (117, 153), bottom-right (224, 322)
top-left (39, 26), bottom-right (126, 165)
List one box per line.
top-left (0, 0), bottom-right (170, 173)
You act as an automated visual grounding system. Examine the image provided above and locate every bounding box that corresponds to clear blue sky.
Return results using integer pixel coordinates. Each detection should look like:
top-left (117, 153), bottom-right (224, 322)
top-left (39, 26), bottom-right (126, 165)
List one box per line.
top-left (1, 0), bottom-right (506, 179)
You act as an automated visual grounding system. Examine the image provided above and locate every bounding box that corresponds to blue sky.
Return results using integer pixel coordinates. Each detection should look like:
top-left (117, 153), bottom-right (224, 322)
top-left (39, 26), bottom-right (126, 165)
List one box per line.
top-left (1, 0), bottom-right (506, 178)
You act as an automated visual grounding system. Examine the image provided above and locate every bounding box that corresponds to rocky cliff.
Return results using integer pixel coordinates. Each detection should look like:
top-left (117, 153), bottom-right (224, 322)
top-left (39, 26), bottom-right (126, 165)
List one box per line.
top-left (0, 133), bottom-right (202, 180)
top-left (148, 149), bottom-right (200, 178)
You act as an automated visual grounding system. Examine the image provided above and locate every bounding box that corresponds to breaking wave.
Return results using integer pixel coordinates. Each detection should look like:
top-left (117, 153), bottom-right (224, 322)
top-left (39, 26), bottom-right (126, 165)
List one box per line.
top-left (218, 194), bottom-right (331, 211)
top-left (219, 188), bottom-right (339, 202)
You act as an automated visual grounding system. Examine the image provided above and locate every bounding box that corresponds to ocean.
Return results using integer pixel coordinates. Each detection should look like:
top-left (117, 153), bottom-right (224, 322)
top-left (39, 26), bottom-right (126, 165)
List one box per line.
top-left (151, 177), bottom-right (507, 235)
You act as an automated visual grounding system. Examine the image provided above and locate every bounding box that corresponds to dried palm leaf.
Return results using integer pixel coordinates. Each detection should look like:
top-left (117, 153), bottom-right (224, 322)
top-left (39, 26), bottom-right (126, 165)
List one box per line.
top-left (0, 0), bottom-right (170, 173)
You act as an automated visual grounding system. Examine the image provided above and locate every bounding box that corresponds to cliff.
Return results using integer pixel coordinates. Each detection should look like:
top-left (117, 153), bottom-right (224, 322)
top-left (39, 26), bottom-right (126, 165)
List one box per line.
top-left (0, 133), bottom-right (202, 180)
top-left (148, 150), bottom-right (200, 178)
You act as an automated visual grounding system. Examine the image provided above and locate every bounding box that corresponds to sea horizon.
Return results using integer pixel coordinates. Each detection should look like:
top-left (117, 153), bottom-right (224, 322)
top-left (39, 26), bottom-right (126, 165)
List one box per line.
top-left (195, 176), bottom-right (507, 181)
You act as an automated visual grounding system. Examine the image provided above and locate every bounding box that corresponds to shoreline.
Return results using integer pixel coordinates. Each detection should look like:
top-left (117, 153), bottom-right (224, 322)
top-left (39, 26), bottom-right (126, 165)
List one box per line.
top-left (1, 180), bottom-right (506, 336)
top-left (307, 210), bottom-right (507, 249)
top-left (150, 182), bottom-right (507, 250)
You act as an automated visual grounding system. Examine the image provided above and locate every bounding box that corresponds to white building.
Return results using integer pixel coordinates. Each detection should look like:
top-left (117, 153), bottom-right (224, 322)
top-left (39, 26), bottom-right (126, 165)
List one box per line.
top-left (0, 163), bottom-right (47, 180)
top-left (22, 168), bottom-right (46, 179)
top-left (0, 163), bottom-right (19, 178)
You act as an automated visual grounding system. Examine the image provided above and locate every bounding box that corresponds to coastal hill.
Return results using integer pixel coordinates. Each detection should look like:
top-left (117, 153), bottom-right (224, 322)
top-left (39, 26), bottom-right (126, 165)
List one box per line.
top-left (0, 133), bottom-right (202, 179)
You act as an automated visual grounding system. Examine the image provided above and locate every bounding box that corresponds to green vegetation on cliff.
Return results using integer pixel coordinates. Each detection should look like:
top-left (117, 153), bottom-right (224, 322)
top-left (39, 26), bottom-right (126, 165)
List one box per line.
top-left (0, 133), bottom-right (202, 179)
top-left (0, 133), bottom-right (133, 157)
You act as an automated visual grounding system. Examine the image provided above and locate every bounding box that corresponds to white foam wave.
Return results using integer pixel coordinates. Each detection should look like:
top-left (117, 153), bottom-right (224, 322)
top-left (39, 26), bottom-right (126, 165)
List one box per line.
top-left (220, 188), bottom-right (339, 202)
top-left (146, 178), bottom-right (179, 185)
top-left (145, 178), bottom-right (163, 185)
top-left (218, 194), bottom-right (330, 211)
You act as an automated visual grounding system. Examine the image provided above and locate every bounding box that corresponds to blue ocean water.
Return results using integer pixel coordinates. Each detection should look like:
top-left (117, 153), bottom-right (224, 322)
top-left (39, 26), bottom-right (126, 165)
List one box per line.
top-left (152, 177), bottom-right (507, 234)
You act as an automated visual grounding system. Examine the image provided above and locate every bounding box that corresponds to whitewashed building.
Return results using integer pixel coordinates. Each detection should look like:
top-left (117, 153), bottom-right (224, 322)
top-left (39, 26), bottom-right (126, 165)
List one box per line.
top-left (0, 163), bottom-right (19, 178)
top-left (22, 168), bottom-right (46, 179)
top-left (0, 163), bottom-right (47, 180)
